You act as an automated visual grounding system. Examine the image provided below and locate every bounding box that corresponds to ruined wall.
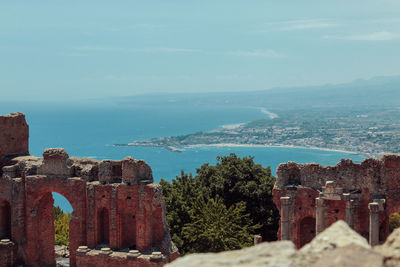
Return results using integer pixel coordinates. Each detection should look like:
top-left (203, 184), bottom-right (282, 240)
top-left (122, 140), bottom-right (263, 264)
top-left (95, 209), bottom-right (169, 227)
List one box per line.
top-left (273, 156), bottom-right (400, 248)
top-left (0, 113), bottom-right (178, 267)
top-left (0, 112), bottom-right (29, 174)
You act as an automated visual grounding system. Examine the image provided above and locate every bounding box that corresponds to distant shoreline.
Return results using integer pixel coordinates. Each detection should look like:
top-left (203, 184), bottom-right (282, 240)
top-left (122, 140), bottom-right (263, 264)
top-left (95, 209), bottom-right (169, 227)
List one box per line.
top-left (185, 143), bottom-right (370, 157)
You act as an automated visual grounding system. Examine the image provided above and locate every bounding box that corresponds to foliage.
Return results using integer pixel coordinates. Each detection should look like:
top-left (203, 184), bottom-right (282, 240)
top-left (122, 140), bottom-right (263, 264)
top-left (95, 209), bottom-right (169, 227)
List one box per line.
top-left (183, 196), bottom-right (259, 253)
top-left (389, 212), bottom-right (400, 233)
top-left (53, 206), bottom-right (72, 246)
top-left (160, 153), bottom-right (279, 254)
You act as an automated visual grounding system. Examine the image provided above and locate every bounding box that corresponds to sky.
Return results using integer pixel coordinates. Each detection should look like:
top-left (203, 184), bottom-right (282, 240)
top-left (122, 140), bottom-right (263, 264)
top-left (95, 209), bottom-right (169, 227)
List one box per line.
top-left (1, 0), bottom-right (400, 101)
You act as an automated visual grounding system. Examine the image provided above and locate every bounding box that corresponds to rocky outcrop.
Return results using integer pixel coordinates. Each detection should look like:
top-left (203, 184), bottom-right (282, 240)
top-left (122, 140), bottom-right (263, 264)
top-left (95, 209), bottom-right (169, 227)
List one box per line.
top-left (166, 220), bottom-right (400, 267)
top-left (165, 241), bottom-right (297, 267)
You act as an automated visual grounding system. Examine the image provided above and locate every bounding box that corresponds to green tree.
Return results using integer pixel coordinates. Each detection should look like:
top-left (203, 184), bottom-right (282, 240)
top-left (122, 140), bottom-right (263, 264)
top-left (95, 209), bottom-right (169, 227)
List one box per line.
top-left (53, 206), bottom-right (71, 246)
top-left (183, 196), bottom-right (259, 253)
top-left (160, 172), bottom-right (200, 250)
top-left (195, 154), bottom-right (279, 241)
top-left (160, 153), bottom-right (279, 254)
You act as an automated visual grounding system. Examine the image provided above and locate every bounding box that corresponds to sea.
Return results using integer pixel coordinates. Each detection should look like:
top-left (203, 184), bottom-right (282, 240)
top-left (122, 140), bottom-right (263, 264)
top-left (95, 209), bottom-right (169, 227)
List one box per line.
top-left (0, 97), bottom-right (365, 212)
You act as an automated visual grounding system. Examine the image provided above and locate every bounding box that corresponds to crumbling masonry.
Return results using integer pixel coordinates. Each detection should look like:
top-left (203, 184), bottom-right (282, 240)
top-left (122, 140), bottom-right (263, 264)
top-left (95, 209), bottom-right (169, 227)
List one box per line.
top-left (0, 113), bottom-right (179, 267)
top-left (273, 156), bottom-right (400, 248)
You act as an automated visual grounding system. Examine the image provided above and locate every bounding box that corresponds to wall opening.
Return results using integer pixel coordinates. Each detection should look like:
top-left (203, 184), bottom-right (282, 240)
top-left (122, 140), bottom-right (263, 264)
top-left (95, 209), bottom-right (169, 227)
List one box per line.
top-left (52, 193), bottom-right (73, 265)
top-left (97, 208), bottom-right (110, 247)
top-left (30, 192), bottom-right (74, 266)
top-left (299, 216), bottom-right (316, 247)
top-left (122, 213), bottom-right (136, 249)
top-left (52, 193), bottom-right (73, 266)
top-left (0, 201), bottom-right (11, 239)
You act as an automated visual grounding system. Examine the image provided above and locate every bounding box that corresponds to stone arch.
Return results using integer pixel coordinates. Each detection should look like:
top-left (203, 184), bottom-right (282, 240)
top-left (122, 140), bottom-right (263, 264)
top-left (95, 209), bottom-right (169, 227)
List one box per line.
top-left (24, 177), bottom-right (87, 267)
top-left (97, 207), bottom-right (110, 246)
top-left (0, 200), bottom-right (11, 239)
top-left (299, 216), bottom-right (316, 247)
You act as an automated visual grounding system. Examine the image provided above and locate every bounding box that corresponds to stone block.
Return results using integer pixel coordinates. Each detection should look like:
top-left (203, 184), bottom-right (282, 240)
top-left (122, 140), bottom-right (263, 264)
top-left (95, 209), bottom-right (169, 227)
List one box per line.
top-left (37, 148), bottom-right (73, 177)
top-left (122, 156), bottom-right (153, 184)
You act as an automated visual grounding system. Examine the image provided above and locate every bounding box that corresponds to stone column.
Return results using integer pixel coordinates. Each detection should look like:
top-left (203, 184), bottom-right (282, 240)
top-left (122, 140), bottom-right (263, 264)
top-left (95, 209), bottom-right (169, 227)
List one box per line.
top-left (343, 193), bottom-right (355, 229)
top-left (315, 197), bottom-right (326, 235)
top-left (280, 196), bottom-right (291, 240)
top-left (369, 202), bottom-right (380, 246)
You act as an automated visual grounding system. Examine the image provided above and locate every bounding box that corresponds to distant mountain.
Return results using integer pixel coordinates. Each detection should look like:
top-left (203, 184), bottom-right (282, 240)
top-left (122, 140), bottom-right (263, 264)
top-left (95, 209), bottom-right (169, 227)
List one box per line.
top-left (117, 75), bottom-right (400, 110)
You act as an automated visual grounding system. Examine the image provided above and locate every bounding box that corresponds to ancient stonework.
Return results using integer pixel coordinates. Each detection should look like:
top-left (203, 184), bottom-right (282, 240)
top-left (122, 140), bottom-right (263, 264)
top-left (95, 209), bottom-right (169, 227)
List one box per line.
top-left (273, 157), bottom-right (400, 248)
top-left (0, 113), bottom-right (179, 267)
top-left (0, 112), bottom-right (29, 173)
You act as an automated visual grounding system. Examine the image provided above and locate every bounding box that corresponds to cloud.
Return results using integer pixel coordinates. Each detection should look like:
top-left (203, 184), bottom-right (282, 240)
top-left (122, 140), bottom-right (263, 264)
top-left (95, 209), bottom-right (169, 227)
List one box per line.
top-left (72, 46), bottom-right (285, 58)
top-left (259, 19), bottom-right (341, 32)
top-left (324, 31), bottom-right (400, 41)
top-left (373, 18), bottom-right (400, 24)
top-left (74, 46), bottom-right (201, 53)
top-left (133, 47), bottom-right (201, 53)
top-left (225, 49), bottom-right (285, 58)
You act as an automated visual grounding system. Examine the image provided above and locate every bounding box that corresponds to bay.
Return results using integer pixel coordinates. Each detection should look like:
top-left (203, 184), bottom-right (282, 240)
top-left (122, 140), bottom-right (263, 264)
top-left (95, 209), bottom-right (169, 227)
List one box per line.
top-left (0, 98), bottom-right (365, 212)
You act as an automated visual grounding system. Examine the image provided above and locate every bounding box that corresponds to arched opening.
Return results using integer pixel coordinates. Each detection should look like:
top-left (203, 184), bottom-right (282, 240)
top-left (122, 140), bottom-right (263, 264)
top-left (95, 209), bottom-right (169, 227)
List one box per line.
top-left (97, 208), bottom-right (110, 247)
top-left (53, 193), bottom-right (73, 266)
top-left (299, 216), bottom-right (316, 247)
top-left (122, 213), bottom-right (136, 249)
top-left (29, 192), bottom-right (74, 267)
top-left (0, 201), bottom-right (11, 239)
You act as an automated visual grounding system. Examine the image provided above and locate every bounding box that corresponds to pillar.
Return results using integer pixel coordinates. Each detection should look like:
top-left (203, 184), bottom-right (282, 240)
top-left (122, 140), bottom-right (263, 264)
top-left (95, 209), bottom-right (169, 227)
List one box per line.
top-left (343, 193), bottom-right (355, 229)
top-left (315, 197), bottom-right (326, 235)
top-left (253, 235), bottom-right (262, 245)
top-left (369, 202), bottom-right (380, 246)
top-left (280, 196), bottom-right (291, 240)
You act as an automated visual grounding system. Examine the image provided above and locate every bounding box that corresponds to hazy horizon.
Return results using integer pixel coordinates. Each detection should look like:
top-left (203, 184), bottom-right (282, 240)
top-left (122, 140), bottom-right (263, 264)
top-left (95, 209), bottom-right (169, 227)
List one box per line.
top-left (1, 0), bottom-right (400, 101)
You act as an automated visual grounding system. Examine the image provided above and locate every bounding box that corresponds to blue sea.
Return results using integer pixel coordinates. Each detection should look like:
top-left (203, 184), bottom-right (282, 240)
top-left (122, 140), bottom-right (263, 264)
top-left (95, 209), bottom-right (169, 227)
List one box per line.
top-left (0, 98), bottom-right (365, 212)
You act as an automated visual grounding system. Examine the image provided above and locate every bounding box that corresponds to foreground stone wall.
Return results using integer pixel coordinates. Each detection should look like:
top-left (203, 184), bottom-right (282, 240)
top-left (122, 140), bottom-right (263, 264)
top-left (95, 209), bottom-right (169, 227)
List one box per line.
top-left (0, 113), bottom-right (178, 267)
top-left (273, 156), bottom-right (400, 248)
top-left (165, 220), bottom-right (400, 267)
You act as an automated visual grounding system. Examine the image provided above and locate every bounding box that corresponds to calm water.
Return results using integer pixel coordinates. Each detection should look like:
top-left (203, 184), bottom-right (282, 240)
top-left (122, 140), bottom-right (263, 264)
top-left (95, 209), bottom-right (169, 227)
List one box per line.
top-left (0, 99), bottom-right (365, 212)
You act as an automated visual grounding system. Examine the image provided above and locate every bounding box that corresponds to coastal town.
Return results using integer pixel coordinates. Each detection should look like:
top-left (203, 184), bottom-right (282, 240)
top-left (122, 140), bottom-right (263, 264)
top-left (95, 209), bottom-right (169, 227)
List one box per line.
top-left (119, 107), bottom-right (400, 158)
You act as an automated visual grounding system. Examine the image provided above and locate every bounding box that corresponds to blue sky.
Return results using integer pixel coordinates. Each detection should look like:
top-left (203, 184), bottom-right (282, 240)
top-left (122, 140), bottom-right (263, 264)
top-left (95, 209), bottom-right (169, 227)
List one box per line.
top-left (1, 0), bottom-right (400, 100)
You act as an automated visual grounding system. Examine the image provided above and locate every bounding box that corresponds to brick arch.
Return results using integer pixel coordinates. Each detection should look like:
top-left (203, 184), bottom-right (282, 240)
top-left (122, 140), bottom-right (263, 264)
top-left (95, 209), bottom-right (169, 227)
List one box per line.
top-left (24, 177), bottom-right (87, 267)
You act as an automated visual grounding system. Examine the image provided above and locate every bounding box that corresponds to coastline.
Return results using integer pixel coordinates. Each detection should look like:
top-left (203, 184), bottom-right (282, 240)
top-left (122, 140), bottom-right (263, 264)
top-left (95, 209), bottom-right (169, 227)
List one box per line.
top-left (185, 143), bottom-right (369, 157)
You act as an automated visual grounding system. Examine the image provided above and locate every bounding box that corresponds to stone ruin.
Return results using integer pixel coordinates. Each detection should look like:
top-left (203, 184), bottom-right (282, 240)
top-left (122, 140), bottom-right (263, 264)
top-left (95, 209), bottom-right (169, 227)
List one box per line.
top-left (273, 156), bottom-right (400, 248)
top-left (4, 111), bottom-right (400, 266)
top-left (0, 112), bottom-right (179, 267)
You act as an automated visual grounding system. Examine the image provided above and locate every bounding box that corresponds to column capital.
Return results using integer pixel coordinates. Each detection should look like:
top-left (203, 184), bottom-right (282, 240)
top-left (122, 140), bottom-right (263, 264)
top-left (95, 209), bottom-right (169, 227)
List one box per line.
top-left (342, 193), bottom-right (351, 201)
top-left (280, 196), bottom-right (292, 205)
top-left (369, 202), bottom-right (380, 213)
top-left (315, 197), bottom-right (326, 207)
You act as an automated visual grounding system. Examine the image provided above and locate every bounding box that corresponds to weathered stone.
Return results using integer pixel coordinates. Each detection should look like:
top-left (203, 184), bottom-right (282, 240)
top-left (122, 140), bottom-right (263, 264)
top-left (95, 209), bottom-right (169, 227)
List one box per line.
top-left (294, 220), bottom-right (370, 266)
top-left (374, 228), bottom-right (400, 266)
top-left (311, 245), bottom-right (384, 267)
top-left (122, 156), bottom-right (153, 184)
top-left (165, 241), bottom-right (297, 267)
top-left (37, 148), bottom-right (74, 177)
top-left (0, 112), bottom-right (29, 175)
